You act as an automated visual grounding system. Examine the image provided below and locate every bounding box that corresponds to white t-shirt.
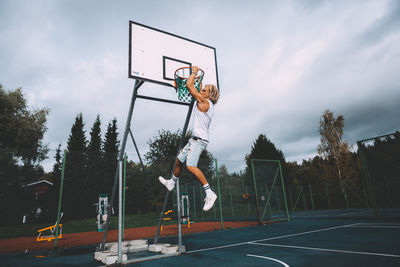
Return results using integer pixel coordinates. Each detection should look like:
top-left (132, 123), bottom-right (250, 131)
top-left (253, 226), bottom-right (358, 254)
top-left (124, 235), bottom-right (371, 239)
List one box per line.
top-left (192, 99), bottom-right (214, 141)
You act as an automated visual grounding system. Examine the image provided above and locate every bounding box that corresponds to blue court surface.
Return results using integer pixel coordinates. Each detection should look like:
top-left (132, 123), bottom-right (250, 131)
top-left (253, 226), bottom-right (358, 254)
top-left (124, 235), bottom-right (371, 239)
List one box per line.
top-left (1, 208), bottom-right (399, 266)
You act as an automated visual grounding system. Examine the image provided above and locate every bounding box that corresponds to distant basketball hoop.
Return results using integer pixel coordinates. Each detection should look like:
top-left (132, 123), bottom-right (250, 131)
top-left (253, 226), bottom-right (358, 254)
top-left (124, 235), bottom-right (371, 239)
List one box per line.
top-left (174, 67), bottom-right (204, 103)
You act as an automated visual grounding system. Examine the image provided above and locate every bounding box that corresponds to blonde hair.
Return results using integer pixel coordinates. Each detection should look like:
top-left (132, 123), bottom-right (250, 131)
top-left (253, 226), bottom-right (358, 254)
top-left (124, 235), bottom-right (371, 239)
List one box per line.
top-left (205, 84), bottom-right (220, 104)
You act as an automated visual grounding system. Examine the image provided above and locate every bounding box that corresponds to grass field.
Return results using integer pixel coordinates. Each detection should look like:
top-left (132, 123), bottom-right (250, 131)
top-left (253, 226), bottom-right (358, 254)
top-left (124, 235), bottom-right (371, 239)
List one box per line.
top-left (0, 212), bottom-right (179, 240)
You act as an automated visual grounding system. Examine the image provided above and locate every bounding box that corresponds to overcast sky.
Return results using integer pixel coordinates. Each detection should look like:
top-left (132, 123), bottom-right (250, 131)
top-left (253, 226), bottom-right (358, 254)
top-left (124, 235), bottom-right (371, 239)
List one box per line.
top-left (1, 0), bottom-right (399, 173)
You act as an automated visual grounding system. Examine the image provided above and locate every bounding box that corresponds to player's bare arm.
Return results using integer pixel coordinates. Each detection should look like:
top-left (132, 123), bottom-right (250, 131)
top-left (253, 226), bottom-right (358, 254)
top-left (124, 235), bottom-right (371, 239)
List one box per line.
top-left (187, 66), bottom-right (209, 112)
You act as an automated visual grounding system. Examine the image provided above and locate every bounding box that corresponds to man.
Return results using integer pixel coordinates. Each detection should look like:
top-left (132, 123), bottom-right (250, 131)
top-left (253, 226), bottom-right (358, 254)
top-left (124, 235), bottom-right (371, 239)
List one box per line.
top-left (159, 66), bottom-right (220, 211)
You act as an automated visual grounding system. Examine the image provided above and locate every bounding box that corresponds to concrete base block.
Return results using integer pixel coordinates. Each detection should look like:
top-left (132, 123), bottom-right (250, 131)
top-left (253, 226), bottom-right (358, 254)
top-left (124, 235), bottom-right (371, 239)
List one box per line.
top-left (94, 251), bottom-right (113, 263)
top-left (109, 239), bottom-right (148, 252)
top-left (148, 243), bottom-right (171, 252)
top-left (94, 251), bottom-right (127, 265)
top-left (105, 253), bottom-right (127, 265)
top-left (94, 251), bottom-right (101, 261)
top-left (128, 239), bottom-right (148, 251)
top-left (161, 245), bottom-right (185, 254)
top-left (129, 239), bottom-right (148, 246)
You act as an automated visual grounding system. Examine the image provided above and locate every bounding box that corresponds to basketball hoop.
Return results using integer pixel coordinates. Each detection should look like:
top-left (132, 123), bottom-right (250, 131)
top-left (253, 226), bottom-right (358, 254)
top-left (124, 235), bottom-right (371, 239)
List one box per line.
top-left (174, 67), bottom-right (204, 103)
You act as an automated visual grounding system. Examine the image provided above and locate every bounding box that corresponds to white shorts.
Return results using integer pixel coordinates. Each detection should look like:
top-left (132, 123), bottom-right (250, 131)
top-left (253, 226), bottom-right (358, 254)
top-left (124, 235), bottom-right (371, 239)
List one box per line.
top-left (177, 138), bottom-right (208, 167)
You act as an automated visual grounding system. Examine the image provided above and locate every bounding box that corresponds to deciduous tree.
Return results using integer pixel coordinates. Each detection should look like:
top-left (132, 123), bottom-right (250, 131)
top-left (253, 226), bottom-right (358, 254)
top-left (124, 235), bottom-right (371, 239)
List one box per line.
top-left (0, 85), bottom-right (49, 224)
top-left (318, 109), bottom-right (350, 205)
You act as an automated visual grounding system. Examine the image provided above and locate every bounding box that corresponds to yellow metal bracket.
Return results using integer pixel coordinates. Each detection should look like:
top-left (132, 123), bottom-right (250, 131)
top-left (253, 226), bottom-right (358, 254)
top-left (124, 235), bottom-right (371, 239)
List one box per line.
top-left (36, 224), bottom-right (63, 242)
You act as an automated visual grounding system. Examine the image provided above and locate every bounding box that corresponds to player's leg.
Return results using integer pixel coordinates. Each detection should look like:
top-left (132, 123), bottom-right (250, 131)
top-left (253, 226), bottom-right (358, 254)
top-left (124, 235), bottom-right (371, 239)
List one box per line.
top-left (186, 165), bottom-right (207, 185)
top-left (186, 139), bottom-right (217, 211)
top-left (186, 165), bottom-right (217, 211)
top-left (159, 143), bottom-right (188, 191)
top-left (174, 158), bottom-right (183, 177)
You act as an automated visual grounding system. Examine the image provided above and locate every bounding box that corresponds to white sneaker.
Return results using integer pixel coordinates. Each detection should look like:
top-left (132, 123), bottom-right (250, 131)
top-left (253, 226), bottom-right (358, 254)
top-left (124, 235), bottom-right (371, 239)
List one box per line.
top-left (159, 176), bottom-right (175, 191)
top-left (203, 191), bottom-right (217, 211)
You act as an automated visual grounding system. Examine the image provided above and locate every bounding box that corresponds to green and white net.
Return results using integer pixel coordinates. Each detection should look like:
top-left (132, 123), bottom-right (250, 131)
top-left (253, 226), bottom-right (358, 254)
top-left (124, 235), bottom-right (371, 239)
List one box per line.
top-left (174, 67), bottom-right (204, 103)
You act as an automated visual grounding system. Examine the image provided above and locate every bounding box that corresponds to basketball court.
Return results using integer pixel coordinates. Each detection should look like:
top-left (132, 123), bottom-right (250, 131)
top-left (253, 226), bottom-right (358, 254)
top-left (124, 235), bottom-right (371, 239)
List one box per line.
top-left (1, 208), bottom-right (399, 266)
top-left (2, 20), bottom-right (399, 266)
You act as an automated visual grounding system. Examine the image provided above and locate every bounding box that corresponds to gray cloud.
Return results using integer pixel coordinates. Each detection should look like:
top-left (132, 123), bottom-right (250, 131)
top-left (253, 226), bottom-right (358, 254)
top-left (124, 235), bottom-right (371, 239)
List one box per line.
top-left (359, 0), bottom-right (400, 46)
top-left (1, 0), bottom-right (399, 174)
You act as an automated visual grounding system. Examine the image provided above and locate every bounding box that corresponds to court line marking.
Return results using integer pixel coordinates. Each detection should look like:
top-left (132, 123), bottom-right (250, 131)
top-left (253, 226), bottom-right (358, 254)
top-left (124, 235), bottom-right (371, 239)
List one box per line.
top-left (186, 242), bottom-right (248, 254)
top-left (348, 225), bottom-right (400, 228)
top-left (187, 223), bottom-right (357, 254)
top-left (250, 223), bottom-right (359, 243)
top-left (292, 210), bottom-right (373, 218)
top-left (247, 254), bottom-right (289, 266)
top-left (351, 223), bottom-right (400, 226)
top-left (337, 211), bottom-right (373, 216)
top-left (248, 242), bottom-right (400, 258)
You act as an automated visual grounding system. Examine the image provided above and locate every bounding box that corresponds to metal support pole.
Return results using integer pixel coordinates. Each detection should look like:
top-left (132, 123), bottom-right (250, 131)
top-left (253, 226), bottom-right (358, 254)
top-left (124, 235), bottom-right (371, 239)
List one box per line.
top-left (344, 185), bottom-right (349, 209)
top-left (288, 186), bottom-right (294, 211)
top-left (250, 160), bottom-right (262, 225)
top-left (176, 179), bottom-right (182, 251)
top-left (118, 160), bottom-right (123, 263)
top-left (302, 186), bottom-right (308, 210)
top-left (129, 129), bottom-right (145, 170)
top-left (229, 184), bottom-right (234, 216)
top-left (154, 100), bottom-right (195, 244)
top-left (293, 186), bottom-right (303, 212)
top-left (261, 166), bottom-right (279, 221)
top-left (100, 80), bottom-right (143, 250)
top-left (54, 150), bottom-right (66, 249)
top-left (129, 129), bottom-right (159, 214)
top-left (215, 159), bottom-right (224, 229)
top-left (193, 185), bottom-right (197, 219)
top-left (200, 185), bottom-right (204, 220)
top-left (275, 187), bottom-right (281, 212)
top-left (245, 185), bottom-right (250, 216)
top-left (123, 153), bottom-right (127, 240)
top-left (213, 199), bottom-right (217, 219)
top-left (384, 176), bottom-right (393, 206)
top-left (264, 184), bottom-right (272, 220)
top-left (309, 184), bottom-right (315, 211)
top-left (358, 141), bottom-right (378, 216)
top-left (325, 183), bottom-right (332, 209)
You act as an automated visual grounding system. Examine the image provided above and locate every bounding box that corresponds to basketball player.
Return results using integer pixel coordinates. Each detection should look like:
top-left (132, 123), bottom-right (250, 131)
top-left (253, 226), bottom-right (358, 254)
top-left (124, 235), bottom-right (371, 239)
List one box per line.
top-left (159, 66), bottom-right (220, 211)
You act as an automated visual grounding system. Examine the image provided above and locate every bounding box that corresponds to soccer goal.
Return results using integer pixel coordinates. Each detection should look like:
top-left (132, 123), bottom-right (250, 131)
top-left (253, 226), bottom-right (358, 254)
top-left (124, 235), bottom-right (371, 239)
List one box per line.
top-left (357, 131), bottom-right (400, 216)
top-left (250, 159), bottom-right (290, 224)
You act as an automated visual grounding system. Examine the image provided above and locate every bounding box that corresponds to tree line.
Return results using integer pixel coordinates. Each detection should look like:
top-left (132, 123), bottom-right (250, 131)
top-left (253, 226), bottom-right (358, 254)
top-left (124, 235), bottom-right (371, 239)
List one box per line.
top-left (0, 85), bottom-right (121, 224)
top-left (1, 85), bottom-right (398, 226)
top-left (57, 113), bottom-right (120, 220)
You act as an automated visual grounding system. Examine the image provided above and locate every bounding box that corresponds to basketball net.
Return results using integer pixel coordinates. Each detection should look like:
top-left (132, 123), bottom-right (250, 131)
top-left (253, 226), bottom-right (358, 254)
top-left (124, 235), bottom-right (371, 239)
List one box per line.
top-left (174, 67), bottom-right (204, 103)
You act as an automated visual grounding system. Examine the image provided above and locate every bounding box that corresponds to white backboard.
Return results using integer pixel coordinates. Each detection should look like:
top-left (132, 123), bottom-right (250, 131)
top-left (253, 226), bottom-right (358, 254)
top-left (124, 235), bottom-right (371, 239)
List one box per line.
top-left (129, 21), bottom-right (219, 89)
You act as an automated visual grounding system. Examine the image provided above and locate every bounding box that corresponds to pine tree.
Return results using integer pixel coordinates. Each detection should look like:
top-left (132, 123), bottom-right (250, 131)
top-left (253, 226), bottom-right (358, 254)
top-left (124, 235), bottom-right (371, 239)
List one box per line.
top-left (101, 118), bottom-right (119, 195)
top-left (53, 143), bottom-right (62, 182)
top-left (86, 115), bottom-right (102, 203)
top-left (245, 134), bottom-right (286, 170)
top-left (244, 134), bottom-right (287, 186)
top-left (65, 113), bottom-right (87, 219)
